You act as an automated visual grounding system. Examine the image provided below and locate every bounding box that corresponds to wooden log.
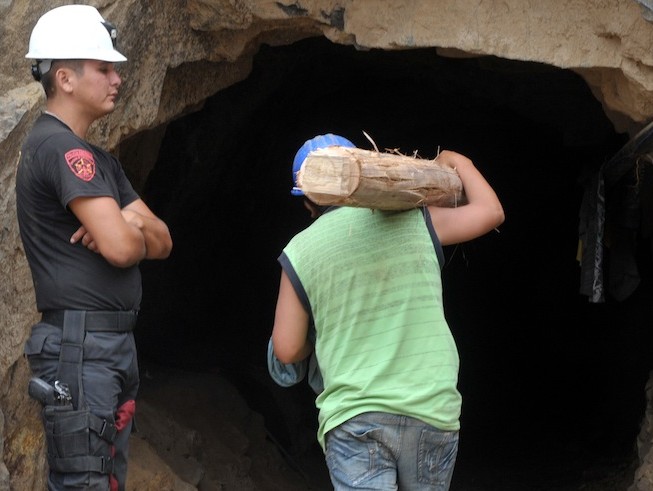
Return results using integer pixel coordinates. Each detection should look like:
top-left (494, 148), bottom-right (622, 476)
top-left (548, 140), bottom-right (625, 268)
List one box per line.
top-left (297, 146), bottom-right (466, 210)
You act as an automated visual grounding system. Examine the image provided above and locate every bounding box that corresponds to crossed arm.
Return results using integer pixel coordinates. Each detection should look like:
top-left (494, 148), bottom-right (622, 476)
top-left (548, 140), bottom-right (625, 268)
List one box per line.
top-left (69, 196), bottom-right (173, 268)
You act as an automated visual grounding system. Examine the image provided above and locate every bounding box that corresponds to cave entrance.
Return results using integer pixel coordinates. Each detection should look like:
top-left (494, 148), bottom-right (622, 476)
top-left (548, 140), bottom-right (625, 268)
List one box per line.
top-left (123, 36), bottom-right (652, 489)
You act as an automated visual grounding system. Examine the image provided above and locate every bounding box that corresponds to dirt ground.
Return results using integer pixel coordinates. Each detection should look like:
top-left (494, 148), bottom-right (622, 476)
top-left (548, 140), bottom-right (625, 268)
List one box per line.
top-left (131, 363), bottom-right (638, 491)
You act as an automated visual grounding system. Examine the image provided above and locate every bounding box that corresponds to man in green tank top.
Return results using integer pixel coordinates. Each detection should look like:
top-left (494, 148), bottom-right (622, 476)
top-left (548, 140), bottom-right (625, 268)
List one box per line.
top-left (269, 133), bottom-right (504, 490)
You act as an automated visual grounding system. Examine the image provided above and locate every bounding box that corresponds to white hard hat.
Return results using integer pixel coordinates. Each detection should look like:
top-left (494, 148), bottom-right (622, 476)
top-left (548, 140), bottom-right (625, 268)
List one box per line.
top-left (25, 5), bottom-right (126, 63)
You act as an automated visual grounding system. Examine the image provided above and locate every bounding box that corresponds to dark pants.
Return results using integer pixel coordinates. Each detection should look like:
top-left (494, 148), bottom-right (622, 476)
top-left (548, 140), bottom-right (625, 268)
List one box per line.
top-left (25, 322), bottom-right (140, 491)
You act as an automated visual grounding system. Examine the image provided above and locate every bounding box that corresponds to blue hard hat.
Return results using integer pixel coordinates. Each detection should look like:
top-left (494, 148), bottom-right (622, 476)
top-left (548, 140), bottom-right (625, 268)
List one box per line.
top-left (291, 133), bottom-right (356, 196)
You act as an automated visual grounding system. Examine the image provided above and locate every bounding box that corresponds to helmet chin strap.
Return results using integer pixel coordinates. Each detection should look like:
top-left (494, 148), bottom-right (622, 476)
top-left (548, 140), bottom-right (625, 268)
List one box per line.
top-left (31, 59), bottom-right (52, 82)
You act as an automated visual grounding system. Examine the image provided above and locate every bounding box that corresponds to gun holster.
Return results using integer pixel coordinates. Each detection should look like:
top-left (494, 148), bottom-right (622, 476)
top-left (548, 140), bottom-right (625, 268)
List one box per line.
top-left (28, 377), bottom-right (57, 406)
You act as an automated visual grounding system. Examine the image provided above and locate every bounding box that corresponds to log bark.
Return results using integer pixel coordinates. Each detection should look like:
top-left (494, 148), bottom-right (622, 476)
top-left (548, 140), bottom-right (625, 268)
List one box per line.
top-left (297, 146), bottom-right (466, 210)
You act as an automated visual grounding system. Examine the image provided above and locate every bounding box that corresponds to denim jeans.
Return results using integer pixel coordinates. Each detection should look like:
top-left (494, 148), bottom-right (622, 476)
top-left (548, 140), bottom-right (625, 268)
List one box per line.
top-left (325, 412), bottom-right (459, 491)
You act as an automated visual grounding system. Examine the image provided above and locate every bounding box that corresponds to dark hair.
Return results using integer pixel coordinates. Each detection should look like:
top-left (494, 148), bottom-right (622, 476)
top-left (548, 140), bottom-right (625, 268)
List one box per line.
top-left (40, 60), bottom-right (85, 97)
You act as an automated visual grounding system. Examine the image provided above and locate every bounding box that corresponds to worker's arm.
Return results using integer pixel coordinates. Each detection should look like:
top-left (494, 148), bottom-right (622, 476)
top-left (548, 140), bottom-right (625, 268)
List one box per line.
top-left (428, 150), bottom-right (505, 246)
top-left (271, 270), bottom-right (313, 364)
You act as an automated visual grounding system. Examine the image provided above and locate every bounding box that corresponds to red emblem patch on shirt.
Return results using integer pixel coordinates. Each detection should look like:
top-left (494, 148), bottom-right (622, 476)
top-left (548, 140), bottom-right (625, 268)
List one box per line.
top-left (65, 149), bottom-right (96, 182)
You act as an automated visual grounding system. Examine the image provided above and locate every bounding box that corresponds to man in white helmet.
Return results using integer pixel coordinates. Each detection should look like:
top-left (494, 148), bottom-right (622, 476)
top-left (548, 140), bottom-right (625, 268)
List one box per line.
top-left (16, 5), bottom-right (172, 490)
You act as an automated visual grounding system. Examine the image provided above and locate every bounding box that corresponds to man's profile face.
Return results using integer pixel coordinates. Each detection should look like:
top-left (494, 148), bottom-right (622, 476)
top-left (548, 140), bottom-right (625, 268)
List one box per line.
top-left (69, 59), bottom-right (123, 117)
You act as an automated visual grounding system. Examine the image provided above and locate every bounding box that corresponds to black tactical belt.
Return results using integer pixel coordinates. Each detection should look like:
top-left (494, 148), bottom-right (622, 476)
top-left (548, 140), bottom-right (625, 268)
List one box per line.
top-left (41, 310), bottom-right (138, 332)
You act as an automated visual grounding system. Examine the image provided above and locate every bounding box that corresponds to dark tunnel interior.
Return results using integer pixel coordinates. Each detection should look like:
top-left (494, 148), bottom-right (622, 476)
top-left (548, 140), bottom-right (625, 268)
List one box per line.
top-left (124, 37), bottom-right (653, 488)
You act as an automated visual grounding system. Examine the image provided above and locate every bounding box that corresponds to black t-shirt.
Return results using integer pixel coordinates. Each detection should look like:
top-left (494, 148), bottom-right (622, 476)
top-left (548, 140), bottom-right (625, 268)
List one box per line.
top-left (16, 113), bottom-right (142, 312)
